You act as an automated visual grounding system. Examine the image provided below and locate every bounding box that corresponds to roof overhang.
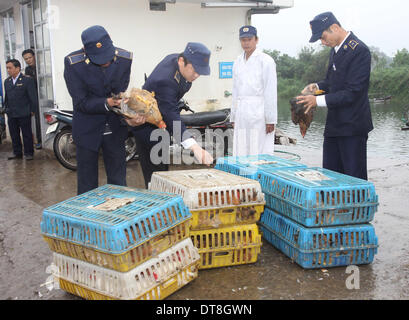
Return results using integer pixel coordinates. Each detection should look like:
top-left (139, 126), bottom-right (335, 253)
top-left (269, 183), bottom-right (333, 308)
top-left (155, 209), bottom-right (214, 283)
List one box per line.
top-left (153, 0), bottom-right (294, 9)
top-left (0, 1), bottom-right (294, 15)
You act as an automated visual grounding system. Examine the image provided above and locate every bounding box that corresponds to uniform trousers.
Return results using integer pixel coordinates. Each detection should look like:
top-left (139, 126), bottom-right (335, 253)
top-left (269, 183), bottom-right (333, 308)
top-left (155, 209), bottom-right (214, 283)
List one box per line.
top-left (132, 125), bottom-right (169, 189)
top-left (76, 133), bottom-right (126, 195)
top-left (323, 135), bottom-right (368, 180)
top-left (8, 115), bottom-right (34, 156)
top-left (136, 135), bottom-right (169, 189)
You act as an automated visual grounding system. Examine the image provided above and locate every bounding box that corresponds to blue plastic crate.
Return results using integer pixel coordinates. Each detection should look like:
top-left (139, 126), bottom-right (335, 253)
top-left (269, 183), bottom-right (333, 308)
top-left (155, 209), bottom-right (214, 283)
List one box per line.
top-left (215, 154), bottom-right (306, 180)
top-left (260, 167), bottom-right (379, 227)
top-left (41, 184), bottom-right (192, 254)
top-left (259, 208), bottom-right (378, 269)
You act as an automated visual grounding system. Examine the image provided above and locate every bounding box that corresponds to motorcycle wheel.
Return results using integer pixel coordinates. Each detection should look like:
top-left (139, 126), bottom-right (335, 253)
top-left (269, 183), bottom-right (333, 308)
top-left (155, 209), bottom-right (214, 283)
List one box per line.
top-left (53, 127), bottom-right (77, 171)
top-left (125, 133), bottom-right (138, 161)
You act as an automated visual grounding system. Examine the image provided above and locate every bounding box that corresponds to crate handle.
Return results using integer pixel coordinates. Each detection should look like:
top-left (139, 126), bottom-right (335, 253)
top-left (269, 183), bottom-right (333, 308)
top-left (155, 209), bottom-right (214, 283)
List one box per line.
top-left (162, 277), bottom-right (177, 289)
top-left (214, 251), bottom-right (232, 262)
top-left (151, 233), bottom-right (172, 249)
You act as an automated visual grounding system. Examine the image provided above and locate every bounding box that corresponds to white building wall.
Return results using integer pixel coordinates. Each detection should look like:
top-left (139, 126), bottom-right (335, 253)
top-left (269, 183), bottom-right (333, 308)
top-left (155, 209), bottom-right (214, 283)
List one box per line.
top-left (49, 0), bottom-right (249, 112)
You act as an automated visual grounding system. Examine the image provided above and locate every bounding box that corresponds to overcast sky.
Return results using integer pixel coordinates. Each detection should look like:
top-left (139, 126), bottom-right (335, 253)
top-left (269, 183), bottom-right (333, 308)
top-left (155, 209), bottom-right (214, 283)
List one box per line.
top-left (252, 0), bottom-right (408, 57)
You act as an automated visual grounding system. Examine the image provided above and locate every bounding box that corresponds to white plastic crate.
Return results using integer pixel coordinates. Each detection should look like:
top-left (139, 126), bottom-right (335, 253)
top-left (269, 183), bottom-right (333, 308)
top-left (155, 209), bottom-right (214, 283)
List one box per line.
top-left (52, 238), bottom-right (200, 300)
top-left (149, 169), bottom-right (265, 210)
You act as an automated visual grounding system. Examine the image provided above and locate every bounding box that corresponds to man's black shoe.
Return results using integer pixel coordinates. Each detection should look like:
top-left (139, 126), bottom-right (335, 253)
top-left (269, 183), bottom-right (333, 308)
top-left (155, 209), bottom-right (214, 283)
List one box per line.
top-left (25, 155), bottom-right (34, 160)
top-left (8, 154), bottom-right (23, 160)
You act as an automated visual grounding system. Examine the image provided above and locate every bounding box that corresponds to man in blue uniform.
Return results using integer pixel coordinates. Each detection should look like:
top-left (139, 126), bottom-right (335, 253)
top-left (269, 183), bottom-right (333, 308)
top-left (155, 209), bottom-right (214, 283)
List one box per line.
top-left (297, 12), bottom-right (373, 180)
top-left (22, 48), bottom-right (42, 149)
top-left (130, 42), bottom-right (213, 188)
top-left (64, 25), bottom-right (145, 195)
top-left (4, 59), bottom-right (38, 160)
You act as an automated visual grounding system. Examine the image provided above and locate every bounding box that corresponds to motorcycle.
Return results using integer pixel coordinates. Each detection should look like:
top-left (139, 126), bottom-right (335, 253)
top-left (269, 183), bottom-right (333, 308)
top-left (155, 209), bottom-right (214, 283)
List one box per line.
top-left (177, 100), bottom-right (233, 158)
top-left (43, 99), bottom-right (233, 170)
top-left (43, 108), bottom-right (138, 171)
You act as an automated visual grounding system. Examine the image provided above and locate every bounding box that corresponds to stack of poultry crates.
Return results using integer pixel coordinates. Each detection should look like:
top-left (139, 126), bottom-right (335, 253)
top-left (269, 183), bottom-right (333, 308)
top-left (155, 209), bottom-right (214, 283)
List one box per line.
top-left (215, 155), bottom-right (380, 269)
top-left (148, 169), bottom-right (265, 269)
top-left (40, 184), bottom-right (200, 300)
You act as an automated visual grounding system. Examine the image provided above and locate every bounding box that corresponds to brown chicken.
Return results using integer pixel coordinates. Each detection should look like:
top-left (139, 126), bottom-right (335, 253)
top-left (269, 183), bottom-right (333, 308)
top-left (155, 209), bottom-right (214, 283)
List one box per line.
top-left (117, 88), bottom-right (166, 129)
top-left (290, 88), bottom-right (324, 138)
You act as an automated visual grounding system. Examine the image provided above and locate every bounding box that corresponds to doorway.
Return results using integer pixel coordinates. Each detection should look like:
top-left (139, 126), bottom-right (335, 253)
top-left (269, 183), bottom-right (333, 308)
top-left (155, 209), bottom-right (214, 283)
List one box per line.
top-left (21, 2), bottom-right (42, 148)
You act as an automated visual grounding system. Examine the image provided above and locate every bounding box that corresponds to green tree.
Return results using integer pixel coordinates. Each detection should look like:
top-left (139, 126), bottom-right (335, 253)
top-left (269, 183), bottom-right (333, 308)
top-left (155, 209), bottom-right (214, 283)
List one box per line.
top-left (264, 45), bottom-right (408, 100)
top-left (370, 46), bottom-right (392, 70)
top-left (391, 48), bottom-right (409, 68)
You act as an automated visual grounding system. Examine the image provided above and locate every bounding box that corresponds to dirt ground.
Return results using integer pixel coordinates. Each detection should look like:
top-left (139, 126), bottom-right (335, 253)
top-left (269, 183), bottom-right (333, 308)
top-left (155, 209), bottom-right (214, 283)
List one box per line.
top-left (0, 140), bottom-right (408, 300)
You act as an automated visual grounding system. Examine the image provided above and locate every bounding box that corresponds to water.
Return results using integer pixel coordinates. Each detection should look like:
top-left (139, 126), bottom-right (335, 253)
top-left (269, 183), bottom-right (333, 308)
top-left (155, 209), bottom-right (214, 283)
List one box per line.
top-left (277, 98), bottom-right (409, 160)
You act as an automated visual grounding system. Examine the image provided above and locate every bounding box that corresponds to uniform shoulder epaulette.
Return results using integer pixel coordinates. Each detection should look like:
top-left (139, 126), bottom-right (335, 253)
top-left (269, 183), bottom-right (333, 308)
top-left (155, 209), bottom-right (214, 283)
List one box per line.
top-left (348, 39), bottom-right (359, 50)
top-left (174, 70), bottom-right (181, 84)
top-left (68, 52), bottom-right (87, 65)
top-left (115, 48), bottom-right (133, 60)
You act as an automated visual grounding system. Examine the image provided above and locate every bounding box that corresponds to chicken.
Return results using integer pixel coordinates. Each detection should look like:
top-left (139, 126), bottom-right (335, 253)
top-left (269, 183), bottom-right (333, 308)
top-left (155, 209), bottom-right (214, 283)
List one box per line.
top-left (116, 88), bottom-right (166, 129)
top-left (290, 88), bottom-right (324, 138)
top-left (290, 97), bottom-right (315, 138)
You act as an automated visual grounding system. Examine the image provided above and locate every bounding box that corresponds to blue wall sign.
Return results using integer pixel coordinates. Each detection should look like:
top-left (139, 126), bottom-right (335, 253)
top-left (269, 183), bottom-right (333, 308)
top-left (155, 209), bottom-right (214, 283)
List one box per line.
top-left (219, 62), bottom-right (233, 79)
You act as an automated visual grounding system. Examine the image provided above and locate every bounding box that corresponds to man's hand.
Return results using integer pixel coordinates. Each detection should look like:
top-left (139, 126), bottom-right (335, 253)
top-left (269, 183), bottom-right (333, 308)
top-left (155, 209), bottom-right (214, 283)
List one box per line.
top-left (106, 97), bottom-right (122, 108)
top-left (190, 143), bottom-right (214, 166)
top-left (296, 95), bottom-right (317, 114)
top-left (125, 113), bottom-right (146, 127)
top-left (301, 83), bottom-right (318, 95)
top-left (266, 124), bottom-right (275, 134)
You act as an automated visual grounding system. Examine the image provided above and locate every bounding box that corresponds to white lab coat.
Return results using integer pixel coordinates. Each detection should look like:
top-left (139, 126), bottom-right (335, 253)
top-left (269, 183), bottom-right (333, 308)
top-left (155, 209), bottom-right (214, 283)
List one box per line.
top-left (231, 48), bottom-right (277, 156)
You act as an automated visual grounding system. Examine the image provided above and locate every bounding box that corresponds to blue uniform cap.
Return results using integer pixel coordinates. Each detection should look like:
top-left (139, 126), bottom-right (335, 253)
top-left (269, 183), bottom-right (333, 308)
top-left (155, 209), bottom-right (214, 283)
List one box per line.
top-left (183, 42), bottom-right (211, 76)
top-left (309, 12), bottom-right (340, 43)
top-left (239, 25), bottom-right (257, 38)
top-left (81, 25), bottom-right (115, 65)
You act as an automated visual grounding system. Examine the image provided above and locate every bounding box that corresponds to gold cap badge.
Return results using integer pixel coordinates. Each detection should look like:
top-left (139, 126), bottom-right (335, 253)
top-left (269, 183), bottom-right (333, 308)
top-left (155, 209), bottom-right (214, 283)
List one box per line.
top-left (96, 42), bottom-right (102, 48)
top-left (243, 27), bottom-right (249, 32)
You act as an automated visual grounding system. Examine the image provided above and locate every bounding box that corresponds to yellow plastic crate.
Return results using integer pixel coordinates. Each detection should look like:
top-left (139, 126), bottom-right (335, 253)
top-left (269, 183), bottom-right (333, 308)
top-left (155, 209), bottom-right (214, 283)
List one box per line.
top-left (190, 224), bottom-right (262, 269)
top-left (52, 238), bottom-right (200, 300)
top-left (43, 218), bottom-right (191, 272)
top-left (190, 203), bottom-right (264, 230)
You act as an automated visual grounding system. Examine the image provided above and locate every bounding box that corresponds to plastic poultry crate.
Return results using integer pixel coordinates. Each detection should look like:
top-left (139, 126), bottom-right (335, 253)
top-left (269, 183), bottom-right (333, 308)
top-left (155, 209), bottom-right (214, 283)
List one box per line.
top-left (149, 169), bottom-right (265, 229)
top-left (259, 208), bottom-right (378, 269)
top-left (259, 167), bottom-right (379, 226)
top-left (190, 224), bottom-right (262, 269)
top-left (43, 218), bottom-right (190, 272)
top-left (52, 238), bottom-right (200, 300)
top-left (41, 185), bottom-right (192, 255)
top-left (215, 154), bottom-right (307, 180)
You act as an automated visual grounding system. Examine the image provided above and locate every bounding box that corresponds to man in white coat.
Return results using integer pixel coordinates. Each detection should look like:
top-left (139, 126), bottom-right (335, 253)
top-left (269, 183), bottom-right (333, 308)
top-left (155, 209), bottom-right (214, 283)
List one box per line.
top-left (231, 25), bottom-right (277, 157)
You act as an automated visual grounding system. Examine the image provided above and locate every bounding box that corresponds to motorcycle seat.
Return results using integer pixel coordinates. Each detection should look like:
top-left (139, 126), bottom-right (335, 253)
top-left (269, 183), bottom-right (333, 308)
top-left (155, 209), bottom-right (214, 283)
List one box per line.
top-left (59, 110), bottom-right (74, 115)
top-left (180, 108), bottom-right (230, 126)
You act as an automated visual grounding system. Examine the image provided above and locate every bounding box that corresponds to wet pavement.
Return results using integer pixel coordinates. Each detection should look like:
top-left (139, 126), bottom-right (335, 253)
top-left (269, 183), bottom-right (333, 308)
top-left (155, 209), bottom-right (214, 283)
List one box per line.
top-left (0, 140), bottom-right (408, 300)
